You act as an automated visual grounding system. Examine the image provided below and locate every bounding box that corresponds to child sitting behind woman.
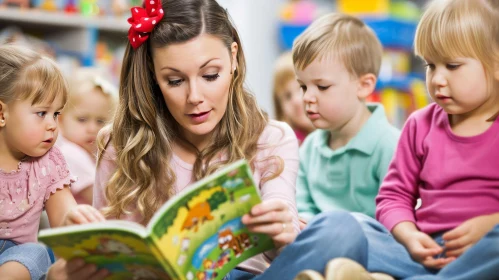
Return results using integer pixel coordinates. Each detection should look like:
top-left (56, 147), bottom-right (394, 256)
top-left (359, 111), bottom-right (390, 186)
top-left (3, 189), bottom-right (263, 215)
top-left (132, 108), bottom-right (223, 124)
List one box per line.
top-left (273, 51), bottom-right (315, 145)
top-left (57, 68), bottom-right (117, 205)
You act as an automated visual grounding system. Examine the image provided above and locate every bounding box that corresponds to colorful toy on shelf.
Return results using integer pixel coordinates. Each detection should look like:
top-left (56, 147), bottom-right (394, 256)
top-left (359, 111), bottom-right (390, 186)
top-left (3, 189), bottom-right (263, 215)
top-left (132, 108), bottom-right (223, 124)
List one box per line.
top-left (410, 79), bottom-right (429, 110)
top-left (390, 0), bottom-right (421, 21)
top-left (2, 0), bottom-right (30, 8)
top-left (368, 77), bottom-right (430, 128)
top-left (338, 0), bottom-right (390, 16)
top-left (64, 0), bottom-right (78, 13)
top-left (39, 0), bottom-right (57, 11)
top-left (80, 0), bottom-right (99, 16)
top-left (379, 49), bottom-right (411, 82)
top-left (279, 0), bottom-right (317, 24)
top-left (111, 0), bottom-right (127, 16)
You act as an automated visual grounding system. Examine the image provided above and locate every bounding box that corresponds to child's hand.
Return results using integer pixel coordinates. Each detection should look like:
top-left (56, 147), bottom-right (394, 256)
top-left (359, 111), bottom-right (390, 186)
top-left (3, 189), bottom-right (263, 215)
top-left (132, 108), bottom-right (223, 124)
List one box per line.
top-left (62, 205), bottom-right (106, 226)
top-left (443, 214), bottom-right (498, 258)
top-left (393, 221), bottom-right (454, 269)
top-left (241, 199), bottom-right (297, 249)
top-left (403, 230), bottom-right (455, 269)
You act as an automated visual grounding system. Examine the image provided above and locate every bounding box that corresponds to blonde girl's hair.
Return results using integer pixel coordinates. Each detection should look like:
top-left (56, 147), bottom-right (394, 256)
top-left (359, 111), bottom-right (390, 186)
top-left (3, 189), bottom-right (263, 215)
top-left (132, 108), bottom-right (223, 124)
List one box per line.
top-left (65, 68), bottom-right (118, 121)
top-left (0, 44), bottom-right (68, 106)
top-left (414, 0), bottom-right (499, 91)
top-left (292, 13), bottom-right (383, 78)
top-left (98, 0), bottom-right (283, 223)
top-left (272, 52), bottom-right (296, 122)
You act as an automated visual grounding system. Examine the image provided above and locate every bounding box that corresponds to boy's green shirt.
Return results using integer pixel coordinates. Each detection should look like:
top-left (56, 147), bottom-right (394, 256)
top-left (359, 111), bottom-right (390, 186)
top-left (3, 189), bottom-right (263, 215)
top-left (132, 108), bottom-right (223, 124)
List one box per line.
top-left (297, 103), bottom-right (400, 220)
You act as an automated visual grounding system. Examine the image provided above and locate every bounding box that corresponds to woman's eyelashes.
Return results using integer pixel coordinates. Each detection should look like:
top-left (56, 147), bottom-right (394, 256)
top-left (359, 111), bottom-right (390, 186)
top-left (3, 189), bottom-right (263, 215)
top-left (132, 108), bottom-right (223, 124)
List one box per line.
top-left (168, 79), bottom-right (183, 87)
top-left (203, 73), bottom-right (220, 81)
top-left (167, 73), bottom-right (221, 87)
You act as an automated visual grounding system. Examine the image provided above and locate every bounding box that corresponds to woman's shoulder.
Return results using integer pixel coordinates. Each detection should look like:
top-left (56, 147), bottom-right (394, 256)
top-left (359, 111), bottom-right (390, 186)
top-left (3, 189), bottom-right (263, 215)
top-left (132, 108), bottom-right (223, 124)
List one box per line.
top-left (258, 120), bottom-right (295, 144)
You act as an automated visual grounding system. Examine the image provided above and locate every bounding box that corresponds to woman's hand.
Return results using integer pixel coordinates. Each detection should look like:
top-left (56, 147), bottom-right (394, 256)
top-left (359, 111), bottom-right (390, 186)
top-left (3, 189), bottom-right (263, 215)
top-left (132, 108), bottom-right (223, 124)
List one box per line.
top-left (241, 199), bottom-right (297, 249)
top-left (46, 259), bottom-right (109, 280)
top-left (62, 205), bottom-right (106, 226)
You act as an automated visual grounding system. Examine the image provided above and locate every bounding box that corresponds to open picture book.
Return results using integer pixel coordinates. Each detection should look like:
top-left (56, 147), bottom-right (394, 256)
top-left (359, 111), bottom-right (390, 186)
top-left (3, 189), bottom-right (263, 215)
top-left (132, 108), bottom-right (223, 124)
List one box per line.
top-left (38, 159), bottom-right (274, 280)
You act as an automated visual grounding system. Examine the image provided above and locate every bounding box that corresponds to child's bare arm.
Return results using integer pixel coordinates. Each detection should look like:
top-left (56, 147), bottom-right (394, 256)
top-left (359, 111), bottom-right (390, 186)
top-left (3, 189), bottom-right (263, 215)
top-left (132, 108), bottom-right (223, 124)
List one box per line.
top-left (45, 187), bottom-right (105, 227)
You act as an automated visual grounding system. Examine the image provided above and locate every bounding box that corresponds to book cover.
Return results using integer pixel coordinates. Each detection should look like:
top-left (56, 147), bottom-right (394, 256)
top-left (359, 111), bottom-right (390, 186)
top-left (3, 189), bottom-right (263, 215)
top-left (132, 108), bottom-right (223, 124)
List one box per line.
top-left (39, 159), bottom-right (274, 280)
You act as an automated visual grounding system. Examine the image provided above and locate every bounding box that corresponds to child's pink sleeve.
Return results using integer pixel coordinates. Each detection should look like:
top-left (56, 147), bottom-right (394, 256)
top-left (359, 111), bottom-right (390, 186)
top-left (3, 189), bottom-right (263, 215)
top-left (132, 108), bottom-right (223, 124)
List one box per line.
top-left (93, 144), bottom-right (117, 210)
top-left (375, 115), bottom-right (422, 231)
top-left (36, 147), bottom-right (77, 202)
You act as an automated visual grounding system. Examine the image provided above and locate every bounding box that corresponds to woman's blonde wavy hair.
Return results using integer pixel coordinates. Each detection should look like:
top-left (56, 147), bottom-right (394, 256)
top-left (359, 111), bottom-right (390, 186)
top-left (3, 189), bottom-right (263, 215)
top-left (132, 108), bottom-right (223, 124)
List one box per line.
top-left (98, 0), bottom-right (282, 224)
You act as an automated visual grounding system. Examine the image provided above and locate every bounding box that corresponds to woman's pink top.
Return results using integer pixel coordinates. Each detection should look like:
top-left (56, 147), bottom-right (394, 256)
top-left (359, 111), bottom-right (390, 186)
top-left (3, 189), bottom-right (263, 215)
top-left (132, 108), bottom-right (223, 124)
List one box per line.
top-left (94, 120), bottom-right (300, 274)
top-left (0, 147), bottom-right (75, 244)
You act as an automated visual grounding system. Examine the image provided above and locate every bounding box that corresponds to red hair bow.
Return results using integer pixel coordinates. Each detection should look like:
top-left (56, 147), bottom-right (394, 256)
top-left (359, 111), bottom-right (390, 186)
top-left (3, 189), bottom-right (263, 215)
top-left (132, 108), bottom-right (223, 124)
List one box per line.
top-left (127, 0), bottom-right (165, 49)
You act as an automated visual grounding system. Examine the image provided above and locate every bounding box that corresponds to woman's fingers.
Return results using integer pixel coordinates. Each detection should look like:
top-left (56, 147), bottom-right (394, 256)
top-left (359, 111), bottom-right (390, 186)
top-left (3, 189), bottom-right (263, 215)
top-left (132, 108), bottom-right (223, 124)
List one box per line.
top-left (249, 200), bottom-right (288, 216)
top-left (246, 221), bottom-right (292, 236)
top-left (242, 210), bottom-right (293, 225)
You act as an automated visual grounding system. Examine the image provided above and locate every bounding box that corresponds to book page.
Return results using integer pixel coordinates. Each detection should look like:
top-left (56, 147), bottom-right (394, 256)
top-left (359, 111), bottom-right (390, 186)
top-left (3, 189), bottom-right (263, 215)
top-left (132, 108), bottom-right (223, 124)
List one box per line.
top-left (39, 222), bottom-right (171, 279)
top-left (148, 160), bottom-right (275, 280)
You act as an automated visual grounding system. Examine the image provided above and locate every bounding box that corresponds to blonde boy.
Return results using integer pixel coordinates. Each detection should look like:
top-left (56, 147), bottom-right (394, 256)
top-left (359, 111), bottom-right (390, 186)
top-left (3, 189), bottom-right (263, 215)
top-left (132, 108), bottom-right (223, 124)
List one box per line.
top-left (293, 13), bottom-right (400, 221)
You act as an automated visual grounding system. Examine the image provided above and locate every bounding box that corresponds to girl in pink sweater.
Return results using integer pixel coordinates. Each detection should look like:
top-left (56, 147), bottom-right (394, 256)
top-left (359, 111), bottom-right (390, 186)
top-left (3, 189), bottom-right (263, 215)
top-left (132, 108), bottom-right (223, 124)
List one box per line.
top-left (0, 45), bottom-right (105, 280)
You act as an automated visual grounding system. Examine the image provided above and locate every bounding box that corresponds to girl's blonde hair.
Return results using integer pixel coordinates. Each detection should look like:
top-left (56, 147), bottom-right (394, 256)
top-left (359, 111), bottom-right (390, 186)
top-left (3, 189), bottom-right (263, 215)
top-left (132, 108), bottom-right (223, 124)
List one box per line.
top-left (0, 45), bottom-right (68, 106)
top-left (272, 52), bottom-right (296, 122)
top-left (98, 0), bottom-right (282, 223)
top-left (414, 0), bottom-right (499, 90)
top-left (66, 68), bottom-right (117, 117)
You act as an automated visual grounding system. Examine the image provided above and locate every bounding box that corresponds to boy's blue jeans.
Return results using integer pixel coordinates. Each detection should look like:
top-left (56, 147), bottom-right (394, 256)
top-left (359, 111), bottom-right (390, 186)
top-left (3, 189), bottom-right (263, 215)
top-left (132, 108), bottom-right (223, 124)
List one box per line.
top-left (229, 211), bottom-right (499, 280)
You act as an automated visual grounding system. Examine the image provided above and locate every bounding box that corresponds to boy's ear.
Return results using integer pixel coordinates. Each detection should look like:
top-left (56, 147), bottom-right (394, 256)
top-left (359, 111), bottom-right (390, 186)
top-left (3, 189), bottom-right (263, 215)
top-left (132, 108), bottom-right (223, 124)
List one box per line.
top-left (0, 101), bottom-right (7, 127)
top-left (357, 73), bottom-right (377, 99)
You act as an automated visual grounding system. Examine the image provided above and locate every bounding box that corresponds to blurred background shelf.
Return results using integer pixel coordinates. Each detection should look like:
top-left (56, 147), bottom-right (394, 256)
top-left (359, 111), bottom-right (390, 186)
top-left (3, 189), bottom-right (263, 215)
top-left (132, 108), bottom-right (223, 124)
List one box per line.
top-left (0, 7), bottom-right (127, 66)
top-left (279, 17), bottom-right (417, 51)
top-left (0, 7), bottom-right (128, 31)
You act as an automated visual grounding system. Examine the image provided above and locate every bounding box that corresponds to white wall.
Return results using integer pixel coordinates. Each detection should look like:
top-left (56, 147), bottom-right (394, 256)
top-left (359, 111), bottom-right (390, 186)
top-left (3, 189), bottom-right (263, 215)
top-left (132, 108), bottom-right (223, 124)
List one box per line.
top-left (218, 0), bottom-right (287, 117)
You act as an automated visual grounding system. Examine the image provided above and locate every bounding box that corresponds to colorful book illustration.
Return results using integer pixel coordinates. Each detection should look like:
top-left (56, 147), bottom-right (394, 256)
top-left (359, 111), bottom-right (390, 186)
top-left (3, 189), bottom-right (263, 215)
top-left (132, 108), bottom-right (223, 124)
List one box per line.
top-left (38, 160), bottom-right (274, 280)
